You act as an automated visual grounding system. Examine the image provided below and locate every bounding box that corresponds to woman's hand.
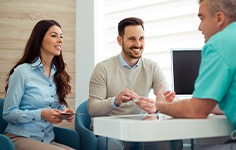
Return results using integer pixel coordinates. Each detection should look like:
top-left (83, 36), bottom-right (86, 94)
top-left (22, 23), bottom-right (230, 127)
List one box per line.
top-left (41, 109), bottom-right (63, 124)
top-left (61, 108), bottom-right (75, 122)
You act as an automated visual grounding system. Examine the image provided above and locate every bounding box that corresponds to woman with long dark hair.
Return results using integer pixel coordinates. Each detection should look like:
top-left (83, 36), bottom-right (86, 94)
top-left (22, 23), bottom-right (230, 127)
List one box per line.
top-left (3, 20), bottom-right (74, 150)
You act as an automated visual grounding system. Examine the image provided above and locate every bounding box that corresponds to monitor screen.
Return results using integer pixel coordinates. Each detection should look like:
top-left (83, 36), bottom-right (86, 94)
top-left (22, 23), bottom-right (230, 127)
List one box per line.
top-left (171, 49), bottom-right (202, 95)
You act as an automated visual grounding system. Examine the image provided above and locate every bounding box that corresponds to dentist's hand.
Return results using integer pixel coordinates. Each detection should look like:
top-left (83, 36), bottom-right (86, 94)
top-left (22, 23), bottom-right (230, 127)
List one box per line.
top-left (156, 84), bottom-right (175, 102)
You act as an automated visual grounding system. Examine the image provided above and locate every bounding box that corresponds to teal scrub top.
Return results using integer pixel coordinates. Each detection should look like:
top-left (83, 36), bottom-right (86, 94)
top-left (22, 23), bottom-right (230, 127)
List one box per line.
top-left (193, 22), bottom-right (236, 130)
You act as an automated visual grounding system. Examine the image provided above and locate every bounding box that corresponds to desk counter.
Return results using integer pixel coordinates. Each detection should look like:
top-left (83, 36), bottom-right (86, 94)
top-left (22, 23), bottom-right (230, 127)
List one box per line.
top-left (93, 114), bottom-right (233, 142)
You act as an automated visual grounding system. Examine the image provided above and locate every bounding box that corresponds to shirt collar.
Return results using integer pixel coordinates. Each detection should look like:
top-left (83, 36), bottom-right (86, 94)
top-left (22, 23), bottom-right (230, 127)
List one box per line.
top-left (31, 57), bottom-right (43, 70)
top-left (118, 53), bottom-right (140, 69)
top-left (31, 57), bottom-right (56, 72)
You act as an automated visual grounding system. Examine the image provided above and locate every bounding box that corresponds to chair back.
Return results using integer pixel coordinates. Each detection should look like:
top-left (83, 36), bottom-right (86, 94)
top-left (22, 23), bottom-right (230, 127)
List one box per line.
top-left (75, 100), bottom-right (97, 150)
top-left (75, 100), bottom-right (91, 129)
top-left (0, 98), bottom-right (8, 134)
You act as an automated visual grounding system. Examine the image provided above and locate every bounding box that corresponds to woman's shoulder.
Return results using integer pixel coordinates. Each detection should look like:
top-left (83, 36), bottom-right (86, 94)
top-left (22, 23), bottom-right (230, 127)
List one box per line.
top-left (13, 63), bottom-right (31, 74)
top-left (15, 63), bottom-right (31, 69)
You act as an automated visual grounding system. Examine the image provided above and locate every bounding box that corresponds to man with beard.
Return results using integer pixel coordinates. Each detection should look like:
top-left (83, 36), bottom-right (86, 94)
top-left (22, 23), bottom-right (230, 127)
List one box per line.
top-left (88, 17), bottom-right (182, 150)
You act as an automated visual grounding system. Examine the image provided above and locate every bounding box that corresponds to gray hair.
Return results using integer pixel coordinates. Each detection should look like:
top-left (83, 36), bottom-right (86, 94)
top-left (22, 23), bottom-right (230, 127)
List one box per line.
top-left (198, 0), bottom-right (236, 21)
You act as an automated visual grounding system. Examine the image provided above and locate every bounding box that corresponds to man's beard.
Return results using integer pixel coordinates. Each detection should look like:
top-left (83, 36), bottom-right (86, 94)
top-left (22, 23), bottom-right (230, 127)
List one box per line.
top-left (122, 45), bottom-right (143, 59)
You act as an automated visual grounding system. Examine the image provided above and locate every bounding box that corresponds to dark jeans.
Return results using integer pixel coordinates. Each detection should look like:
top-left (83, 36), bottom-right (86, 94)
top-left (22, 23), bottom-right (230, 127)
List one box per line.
top-left (97, 136), bottom-right (183, 150)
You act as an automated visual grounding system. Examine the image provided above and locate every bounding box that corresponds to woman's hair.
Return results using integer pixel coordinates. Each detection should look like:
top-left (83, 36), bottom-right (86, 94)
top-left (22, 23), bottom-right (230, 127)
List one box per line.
top-left (199, 0), bottom-right (236, 21)
top-left (118, 17), bottom-right (144, 38)
top-left (5, 20), bottom-right (71, 106)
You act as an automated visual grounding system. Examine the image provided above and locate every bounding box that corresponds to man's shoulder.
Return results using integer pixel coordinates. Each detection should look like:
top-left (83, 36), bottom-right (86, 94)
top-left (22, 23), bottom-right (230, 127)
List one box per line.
top-left (96, 56), bottom-right (117, 65)
top-left (94, 55), bottom-right (118, 70)
top-left (141, 57), bottom-right (158, 66)
top-left (142, 57), bottom-right (155, 62)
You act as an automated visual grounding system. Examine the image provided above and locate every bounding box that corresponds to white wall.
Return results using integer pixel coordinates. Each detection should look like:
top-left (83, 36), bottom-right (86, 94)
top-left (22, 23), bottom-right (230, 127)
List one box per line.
top-left (75, 0), bottom-right (105, 107)
top-left (76, 0), bottom-right (95, 107)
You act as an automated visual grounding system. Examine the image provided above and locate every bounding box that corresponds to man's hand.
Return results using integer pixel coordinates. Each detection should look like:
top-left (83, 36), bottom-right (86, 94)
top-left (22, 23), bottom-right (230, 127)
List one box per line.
top-left (135, 97), bottom-right (157, 114)
top-left (114, 88), bottom-right (139, 106)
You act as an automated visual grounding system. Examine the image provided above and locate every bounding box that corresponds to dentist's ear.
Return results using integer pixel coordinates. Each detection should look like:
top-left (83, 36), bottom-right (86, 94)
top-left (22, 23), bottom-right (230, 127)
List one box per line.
top-left (215, 11), bottom-right (225, 29)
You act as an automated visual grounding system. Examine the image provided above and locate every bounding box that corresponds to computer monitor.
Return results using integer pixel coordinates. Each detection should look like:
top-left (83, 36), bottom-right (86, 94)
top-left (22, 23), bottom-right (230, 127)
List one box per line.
top-left (171, 48), bottom-right (202, 97)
